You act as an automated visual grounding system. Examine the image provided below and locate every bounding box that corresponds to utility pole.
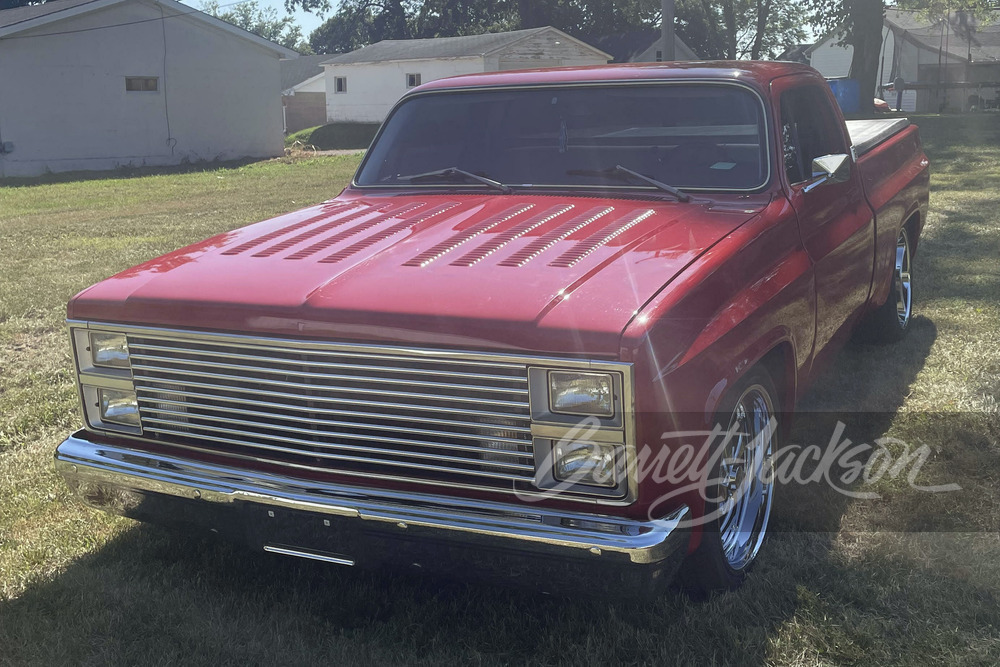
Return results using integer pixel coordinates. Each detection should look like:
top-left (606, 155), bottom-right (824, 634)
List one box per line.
top-left (662, 0), bottom-right (676, 61)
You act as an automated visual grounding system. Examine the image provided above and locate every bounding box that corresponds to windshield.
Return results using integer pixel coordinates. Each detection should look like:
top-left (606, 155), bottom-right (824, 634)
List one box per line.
top-left (356, 83), bottom-right (769, 192)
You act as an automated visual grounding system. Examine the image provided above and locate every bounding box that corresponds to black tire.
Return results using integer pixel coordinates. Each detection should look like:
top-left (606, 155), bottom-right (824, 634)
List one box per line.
top-left (679, 369), bottom-right (779, 598)
top-left (859, 226), bottom-right (914, 344)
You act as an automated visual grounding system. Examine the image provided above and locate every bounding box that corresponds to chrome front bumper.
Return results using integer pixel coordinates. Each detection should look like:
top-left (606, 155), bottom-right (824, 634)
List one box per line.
top-left (56, 432), bottom-right (691, 595)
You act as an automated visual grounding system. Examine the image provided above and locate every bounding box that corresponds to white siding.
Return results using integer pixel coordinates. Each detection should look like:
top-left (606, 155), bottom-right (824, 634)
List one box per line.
top-left (294, 74), bottom-right (326, 94)
top-left (324, 57), bottom-right (484, 123)
top-left (0, 1), bottom-right (284, 178)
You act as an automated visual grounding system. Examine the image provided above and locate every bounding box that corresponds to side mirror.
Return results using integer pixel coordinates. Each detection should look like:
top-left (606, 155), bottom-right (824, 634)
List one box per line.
top-left (802, 153), bottom-right (851, 192)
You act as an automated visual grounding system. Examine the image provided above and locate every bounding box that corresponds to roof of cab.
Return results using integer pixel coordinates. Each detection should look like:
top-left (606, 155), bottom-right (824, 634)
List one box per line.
top-left (416, 61), bottom-right (817, 93)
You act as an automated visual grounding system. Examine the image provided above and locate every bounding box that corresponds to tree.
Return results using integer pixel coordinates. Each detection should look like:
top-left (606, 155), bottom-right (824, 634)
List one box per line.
top-left (303, 0), bottom-right (806, 58)
top-left (675, 0), bottom-right (808, 60)
top-left (201, 1), bottom-right (311, 53)
top-left (309, 0), bottom-right (412, 53)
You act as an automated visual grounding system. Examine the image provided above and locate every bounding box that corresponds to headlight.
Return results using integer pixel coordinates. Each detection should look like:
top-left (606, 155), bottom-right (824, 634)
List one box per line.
top-left (99, 388), bottom-right (140, 427)
top-left (553, 440), bottom-right (620, 488)
top-left (548, 371), bottom-right (614, 417)
top-left (90, 332), bottom-right (130, 368)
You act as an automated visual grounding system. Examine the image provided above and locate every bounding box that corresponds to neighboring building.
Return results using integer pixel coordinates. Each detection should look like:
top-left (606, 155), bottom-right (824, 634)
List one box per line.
top-left (808, 7), bottom-right (1000, 112)
top-left (776, 43), bottom-right (812, 65)
top-left (586, 27), bottom-right (699, 64)
top-left (322, 27), bottom-right (611, 123)
top-left (281, 53), bottom-right (334, 134)
top-left (0, 0), bottom-right (296, 178)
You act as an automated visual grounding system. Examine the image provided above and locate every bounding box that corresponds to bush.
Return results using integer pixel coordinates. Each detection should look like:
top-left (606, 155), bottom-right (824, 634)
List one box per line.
top-left (284, 126), bottom-right (321, 148)
top-left (307, 122), bottom-right (382, 150)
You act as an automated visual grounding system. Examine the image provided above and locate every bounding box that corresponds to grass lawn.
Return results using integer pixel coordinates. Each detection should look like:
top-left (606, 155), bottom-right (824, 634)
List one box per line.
top-left (1, 120), bottom-right (998, 665)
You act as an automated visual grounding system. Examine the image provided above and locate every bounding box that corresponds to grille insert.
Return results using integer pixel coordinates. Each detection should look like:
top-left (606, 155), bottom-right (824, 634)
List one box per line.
top-left (128, 335), bottom-right (537, 491)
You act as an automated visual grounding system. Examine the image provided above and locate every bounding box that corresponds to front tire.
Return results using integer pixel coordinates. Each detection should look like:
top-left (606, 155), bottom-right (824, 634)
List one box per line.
top-left (679, 370), bottom-right (778, 597)
top-left (862, 226), bottom-right (914, 343)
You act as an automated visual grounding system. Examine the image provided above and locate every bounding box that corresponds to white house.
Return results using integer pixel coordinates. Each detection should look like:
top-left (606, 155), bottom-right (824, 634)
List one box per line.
top-left (281, 53), bottom-right (334, 133)
top-left (0, 0), bottom-right (297, 178)
top-left (322, 27), bottom-right (612, 124)
top-left (586, 28), bottom-right (699, 64)
top-left (808, 8), bottom-right (1000, 112)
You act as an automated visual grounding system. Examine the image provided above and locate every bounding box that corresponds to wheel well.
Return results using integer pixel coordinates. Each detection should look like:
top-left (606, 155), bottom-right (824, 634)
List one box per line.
top-left (904, 211), bottom-right (921, 256)
top-left (755, 343), bottom-right (795, 416)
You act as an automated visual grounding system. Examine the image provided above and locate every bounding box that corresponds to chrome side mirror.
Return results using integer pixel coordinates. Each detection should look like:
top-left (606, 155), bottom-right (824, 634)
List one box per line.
top-left (802, 153), bottom-right (851, 192)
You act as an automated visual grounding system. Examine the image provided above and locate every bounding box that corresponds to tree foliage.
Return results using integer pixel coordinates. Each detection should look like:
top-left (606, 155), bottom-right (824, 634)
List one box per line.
top-left (304, 0), bottom-right (805, 58)
top-left (676, 0), bottom-right (808, 59)
top-left (201, 0), bottom-right (311, 53)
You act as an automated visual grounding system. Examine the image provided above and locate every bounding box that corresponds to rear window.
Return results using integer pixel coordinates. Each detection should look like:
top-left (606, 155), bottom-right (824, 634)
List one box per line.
top-left (356, 83), bottom-right (769, 192)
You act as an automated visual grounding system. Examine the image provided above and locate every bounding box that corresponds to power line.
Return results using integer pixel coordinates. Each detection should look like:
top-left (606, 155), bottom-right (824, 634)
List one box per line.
top-left (0, 0), bottom-right (259, 41)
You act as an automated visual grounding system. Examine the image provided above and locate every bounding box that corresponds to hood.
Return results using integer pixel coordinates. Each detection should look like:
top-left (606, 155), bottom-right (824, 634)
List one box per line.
top-left (69, 192), bottom-right (766, 356)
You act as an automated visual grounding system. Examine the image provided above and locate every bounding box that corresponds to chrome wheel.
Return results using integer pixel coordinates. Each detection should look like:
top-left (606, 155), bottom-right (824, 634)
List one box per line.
top-left (717, 384), bottom-right (775, 571)
top-left (895, 228), bottom-right (912, 328)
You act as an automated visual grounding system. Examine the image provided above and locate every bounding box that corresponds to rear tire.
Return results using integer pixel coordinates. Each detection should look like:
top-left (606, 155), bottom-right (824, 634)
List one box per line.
top-left (861, 226), bottom-right (914, 344)
top-left (679, 370), bottom-right (778, 597)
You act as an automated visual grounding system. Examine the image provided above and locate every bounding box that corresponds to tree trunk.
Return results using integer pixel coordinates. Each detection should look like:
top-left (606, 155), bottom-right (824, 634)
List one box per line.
top-left (750, 0), bottom-right (772, 60)
top-left (722, 0), bottom-right (737, 59)
top-left (848, 0), bottom-right (884, 116)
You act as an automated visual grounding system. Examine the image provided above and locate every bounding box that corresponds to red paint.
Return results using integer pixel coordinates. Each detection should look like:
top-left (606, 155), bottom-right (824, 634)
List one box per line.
top-left (68, 63), bottom-right (930, 528)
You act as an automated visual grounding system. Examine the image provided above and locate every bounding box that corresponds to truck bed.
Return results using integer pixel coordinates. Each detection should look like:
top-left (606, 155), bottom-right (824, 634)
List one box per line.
top-left (847, 118), bottom-right (911, 157)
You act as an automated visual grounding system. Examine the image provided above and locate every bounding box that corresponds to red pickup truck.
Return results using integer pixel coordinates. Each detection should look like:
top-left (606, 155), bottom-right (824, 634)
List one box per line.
top-left (57, 62), bottom-right (929, 597)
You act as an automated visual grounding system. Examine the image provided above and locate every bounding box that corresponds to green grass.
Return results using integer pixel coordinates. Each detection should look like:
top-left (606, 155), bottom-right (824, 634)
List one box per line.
top-left (1, 121), bottom-right (999, 665)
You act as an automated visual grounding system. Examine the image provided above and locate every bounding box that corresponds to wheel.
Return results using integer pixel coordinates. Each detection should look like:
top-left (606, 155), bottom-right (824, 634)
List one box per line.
top-left (861, 226), bottom-right (914, 343)
top-left (679, 370), bottom-right (777, 597)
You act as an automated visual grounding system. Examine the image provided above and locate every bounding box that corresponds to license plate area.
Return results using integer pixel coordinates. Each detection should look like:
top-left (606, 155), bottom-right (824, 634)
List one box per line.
top-left (252, 506), bottom-right (357, 566)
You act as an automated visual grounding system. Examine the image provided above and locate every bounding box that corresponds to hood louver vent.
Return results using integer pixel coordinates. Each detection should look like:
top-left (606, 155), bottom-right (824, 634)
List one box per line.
top-left (498, 206), bottom-right (614, 268)
top-left (221, 202), bottom-right (357, 256)
top-left (403, 204), bottom-right (535, 268)
top-left (548, 209), bottom-right (656, 268)
top-left (318, 202), bottom-right (461, 264)
top-left (286, 202), bottom-right (426, 261)
top-left (253, 203), bottom-right (398, 258)
top-left (450, 205), bottom-right (574, 267)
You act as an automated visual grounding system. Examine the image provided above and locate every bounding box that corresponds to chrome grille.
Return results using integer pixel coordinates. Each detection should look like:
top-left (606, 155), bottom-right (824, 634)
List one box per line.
top-left (127, 335), bottom-right (536, 491)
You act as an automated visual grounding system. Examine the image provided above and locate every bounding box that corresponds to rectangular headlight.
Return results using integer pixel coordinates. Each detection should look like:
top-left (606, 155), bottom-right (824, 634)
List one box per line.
top-left (90, 332), bottom-right (130, 369)
top-left (553, 440), bottom-right (620, 488)
top-left (548, 371), bottom-right (614, 417)
top-left (99, 388), bottom-right (140, 427)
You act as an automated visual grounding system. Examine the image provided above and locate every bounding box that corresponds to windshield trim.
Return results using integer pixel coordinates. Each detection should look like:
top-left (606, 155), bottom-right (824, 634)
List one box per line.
top-left (352, 79), bottom-right (773, 195)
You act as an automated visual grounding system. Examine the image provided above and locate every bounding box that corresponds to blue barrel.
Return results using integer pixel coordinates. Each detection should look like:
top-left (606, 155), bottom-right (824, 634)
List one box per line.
top-left (827, 78), bottom-right (861, 114)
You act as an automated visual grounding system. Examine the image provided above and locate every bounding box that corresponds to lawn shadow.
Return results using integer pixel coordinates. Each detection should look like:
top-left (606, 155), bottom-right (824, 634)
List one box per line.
top-left (1, 517), bottom-right (996, 665)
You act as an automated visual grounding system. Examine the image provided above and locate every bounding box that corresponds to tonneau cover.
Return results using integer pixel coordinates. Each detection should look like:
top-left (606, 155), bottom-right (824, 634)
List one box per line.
top-left (847, 118), bottom-right (911, 157)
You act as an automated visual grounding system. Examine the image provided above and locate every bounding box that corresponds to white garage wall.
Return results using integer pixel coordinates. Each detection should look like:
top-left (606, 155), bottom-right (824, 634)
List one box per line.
top-left (0, 1), bottom-right (284, 177)
top-left (325, 58), bottom-right (484, 123)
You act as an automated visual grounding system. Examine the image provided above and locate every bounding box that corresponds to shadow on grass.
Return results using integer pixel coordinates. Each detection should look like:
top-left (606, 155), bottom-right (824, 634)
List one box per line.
top-left (1, 519), bottom-right (996, 664)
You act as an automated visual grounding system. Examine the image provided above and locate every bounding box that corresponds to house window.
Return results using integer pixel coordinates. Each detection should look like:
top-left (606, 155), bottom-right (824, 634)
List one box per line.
top-left (125, 77), bottom-right (158, 92)
top-left (334, 76), bottom-right (347, 93)
top-left (655, 50), bottom-right (663, 62)
top-left (406, 73), bottom-right (421, 88)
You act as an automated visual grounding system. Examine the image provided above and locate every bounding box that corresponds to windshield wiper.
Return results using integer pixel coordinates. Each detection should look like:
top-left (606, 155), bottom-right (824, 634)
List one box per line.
top-left (567, 165), bottom-right (691, 202)
top-left (394, 167), bottom-right (511, 194)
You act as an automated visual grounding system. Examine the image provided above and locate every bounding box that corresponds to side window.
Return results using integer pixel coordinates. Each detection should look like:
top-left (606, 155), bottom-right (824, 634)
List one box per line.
top-left (780, 86), bottom-right (847, 184)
